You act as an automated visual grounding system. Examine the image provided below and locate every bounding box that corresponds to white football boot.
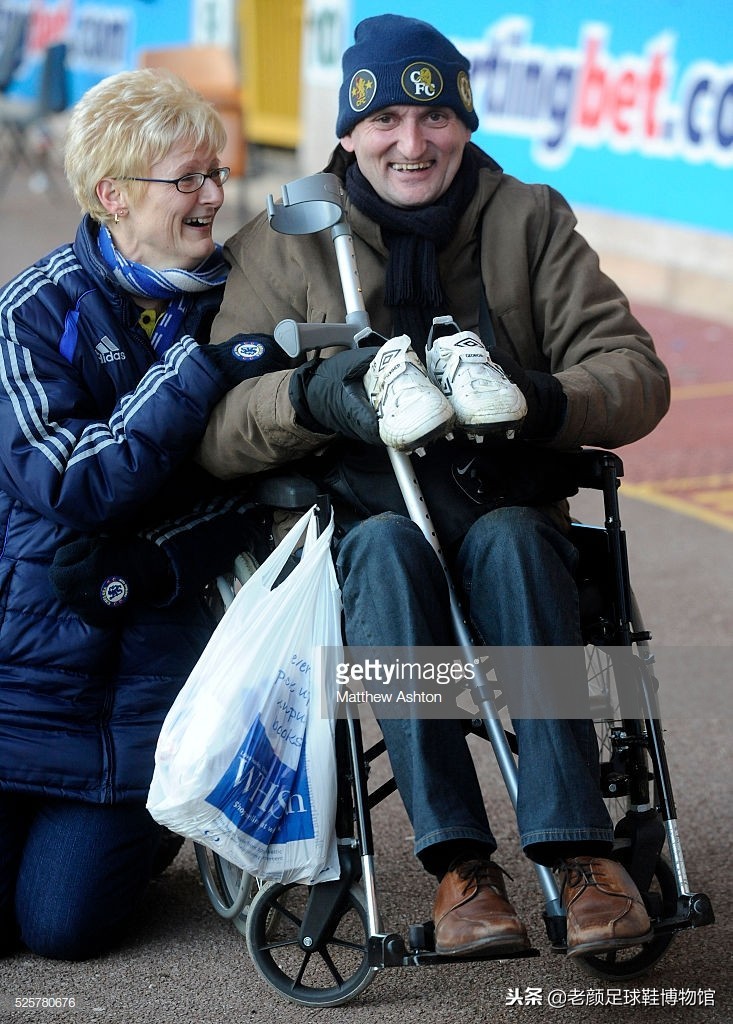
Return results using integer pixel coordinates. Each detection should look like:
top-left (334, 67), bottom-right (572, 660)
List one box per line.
top-left (426, 317), bottom-right (527, 436)
top-left (363, 334), bottom-right (455, 451)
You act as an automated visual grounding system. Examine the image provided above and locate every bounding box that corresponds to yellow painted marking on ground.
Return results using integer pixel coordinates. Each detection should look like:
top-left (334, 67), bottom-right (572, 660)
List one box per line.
top-left (671, 381), bottom-right (733, 400)
top-left (628, 472), bottom-right (733, 490)
top-left (694, 489), bottom-right (733, 512)
top-left (623, 481), bottom-right (733, 533)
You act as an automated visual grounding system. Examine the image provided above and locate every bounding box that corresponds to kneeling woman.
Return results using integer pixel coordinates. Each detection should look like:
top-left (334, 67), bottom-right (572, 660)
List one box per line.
top-left (0, 68), bottom-right (283, 960)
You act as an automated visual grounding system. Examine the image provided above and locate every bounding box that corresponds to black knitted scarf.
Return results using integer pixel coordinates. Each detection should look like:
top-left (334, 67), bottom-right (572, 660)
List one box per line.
top-left (345, 146), bottom-right (483, 354)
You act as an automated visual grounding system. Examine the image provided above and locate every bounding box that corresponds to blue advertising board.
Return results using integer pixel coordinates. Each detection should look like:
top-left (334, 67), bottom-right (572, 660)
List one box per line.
top-left (0, 0), bottom-right (192, 108)
top-left (351, 1), bottom-right (733, 236)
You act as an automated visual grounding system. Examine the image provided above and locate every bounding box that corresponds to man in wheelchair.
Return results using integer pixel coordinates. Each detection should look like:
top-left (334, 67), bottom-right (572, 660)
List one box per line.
top-left (196, 15), bottom-right (670, 961)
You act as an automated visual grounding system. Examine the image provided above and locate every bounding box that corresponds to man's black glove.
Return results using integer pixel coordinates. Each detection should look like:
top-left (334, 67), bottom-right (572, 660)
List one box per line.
top-left (490, 350), bottom-right (568, 440)
top-left (288, 347), bottom-right (382, 445)
top-left (199, 333), bottom-right (291, 389)
top-left (49, 536), bottom-right (174, 627)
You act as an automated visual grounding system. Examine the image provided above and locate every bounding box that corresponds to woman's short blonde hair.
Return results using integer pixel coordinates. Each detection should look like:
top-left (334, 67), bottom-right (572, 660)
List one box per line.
top-left (64, 67), bottom-right (227, 223)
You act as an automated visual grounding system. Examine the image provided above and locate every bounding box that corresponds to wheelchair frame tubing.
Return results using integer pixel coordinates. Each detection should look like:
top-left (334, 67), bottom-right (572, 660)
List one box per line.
top-left (599, 460), bottom-right (693, 900)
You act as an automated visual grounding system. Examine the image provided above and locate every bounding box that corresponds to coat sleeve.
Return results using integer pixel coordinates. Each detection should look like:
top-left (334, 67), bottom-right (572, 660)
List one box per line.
top-left (138, 490), bottom-right (270, 603)
top-left (487, 182), bottom-right (670, 450)
top-left (0, 296), bottom-right (231, 530)
top-left (195, 214), bottom-right (337, 479)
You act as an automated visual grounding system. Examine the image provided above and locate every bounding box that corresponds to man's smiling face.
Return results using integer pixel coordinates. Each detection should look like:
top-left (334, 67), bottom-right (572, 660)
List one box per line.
top-left (340, 105), bottom-right (471, 209)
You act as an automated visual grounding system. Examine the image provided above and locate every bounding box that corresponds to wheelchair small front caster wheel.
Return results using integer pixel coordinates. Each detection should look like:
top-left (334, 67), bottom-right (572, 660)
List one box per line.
top-left (245, 879), bottom-right (376, 1006)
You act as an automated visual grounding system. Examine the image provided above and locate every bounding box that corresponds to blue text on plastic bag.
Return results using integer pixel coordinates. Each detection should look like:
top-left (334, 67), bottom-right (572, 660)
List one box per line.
top-left (205, 716), bottom-right (315, 844)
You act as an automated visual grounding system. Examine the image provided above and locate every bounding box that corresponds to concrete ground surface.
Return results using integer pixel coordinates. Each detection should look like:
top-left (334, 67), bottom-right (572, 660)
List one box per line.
top-left (1, 148), bottom-right (731, 1023)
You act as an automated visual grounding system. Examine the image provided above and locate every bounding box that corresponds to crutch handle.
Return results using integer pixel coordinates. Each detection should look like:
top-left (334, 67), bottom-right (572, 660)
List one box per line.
top-left (274, 320), bottom-right (371, 358)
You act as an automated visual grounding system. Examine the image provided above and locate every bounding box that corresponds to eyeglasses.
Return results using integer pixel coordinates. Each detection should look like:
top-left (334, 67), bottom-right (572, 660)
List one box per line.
top-left (118, 167), bottom-right (231, 193)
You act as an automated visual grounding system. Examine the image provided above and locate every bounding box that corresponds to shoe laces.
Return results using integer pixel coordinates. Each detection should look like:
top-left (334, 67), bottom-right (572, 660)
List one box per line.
top-left (556, 858), bottom-right (605, 897)
top-left (435, 335), bottom-right (511, 390)
top-left (370, 347), bottom-right (433, 411)
top-left (449, 858), bottom-right (512, 895)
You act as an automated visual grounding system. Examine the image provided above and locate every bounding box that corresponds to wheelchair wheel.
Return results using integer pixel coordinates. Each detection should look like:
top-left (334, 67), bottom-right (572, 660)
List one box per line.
top-left (577, 855), bottom-right (677, 980)
top-left (194, 843), bottom-right (258, 936)
top-left (245, 880), bottom-right (375, 1007)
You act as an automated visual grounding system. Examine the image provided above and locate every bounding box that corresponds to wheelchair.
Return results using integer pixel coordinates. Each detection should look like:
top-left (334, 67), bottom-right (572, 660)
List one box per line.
top-left (195, 447), bottom-right (715, 1007)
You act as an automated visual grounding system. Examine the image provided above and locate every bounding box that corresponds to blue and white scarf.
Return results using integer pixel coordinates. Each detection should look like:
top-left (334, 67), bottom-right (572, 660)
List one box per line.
top-left (97, 224), bottom-right (229, 355)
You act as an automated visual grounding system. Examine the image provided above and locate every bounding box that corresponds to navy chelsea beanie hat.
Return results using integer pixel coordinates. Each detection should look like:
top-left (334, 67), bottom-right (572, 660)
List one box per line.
top-left (336, 14), bottom-right (478, 138)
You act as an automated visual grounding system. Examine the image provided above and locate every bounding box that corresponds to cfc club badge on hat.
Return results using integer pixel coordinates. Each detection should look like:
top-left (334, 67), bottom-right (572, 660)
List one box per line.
top-left (400, 62), bottom-right (444, 103)
top-left (348, 68), bottom-right (377, 117)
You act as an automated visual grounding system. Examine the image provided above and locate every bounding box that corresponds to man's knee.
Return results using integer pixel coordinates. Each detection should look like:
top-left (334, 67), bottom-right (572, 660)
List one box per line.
top-left (461, 506), bottom-right (576, 573)
top-left (336, 512), bottom-right (438, 580)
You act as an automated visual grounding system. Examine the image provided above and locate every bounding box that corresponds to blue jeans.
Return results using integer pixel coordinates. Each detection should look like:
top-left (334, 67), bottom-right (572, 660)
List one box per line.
top-left (335, 508), bottom-right (614, 868)
top-left (0, 794), bottom-right (161, 959)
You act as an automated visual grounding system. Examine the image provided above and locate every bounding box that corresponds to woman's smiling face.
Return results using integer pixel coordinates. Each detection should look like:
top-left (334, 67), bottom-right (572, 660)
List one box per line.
top-left (110, 140), bottom-right (226, 269)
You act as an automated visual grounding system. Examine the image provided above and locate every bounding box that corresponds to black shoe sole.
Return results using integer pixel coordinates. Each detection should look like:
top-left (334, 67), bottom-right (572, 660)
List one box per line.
top-left (566, 929), bottom-right (656, 957)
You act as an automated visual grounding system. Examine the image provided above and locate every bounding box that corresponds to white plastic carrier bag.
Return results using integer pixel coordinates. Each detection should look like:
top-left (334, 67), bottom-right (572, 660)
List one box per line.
top-left (147, 505), bottom-right (342, 884)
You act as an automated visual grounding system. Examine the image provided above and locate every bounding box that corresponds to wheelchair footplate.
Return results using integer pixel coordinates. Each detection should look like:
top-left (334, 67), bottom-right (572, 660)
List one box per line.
top-left (369, 922), bottom-right (541, 969)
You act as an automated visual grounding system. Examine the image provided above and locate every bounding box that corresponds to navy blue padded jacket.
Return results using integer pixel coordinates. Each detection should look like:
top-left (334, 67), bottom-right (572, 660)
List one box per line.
top-left (0, 215), bottom-right (256, 803)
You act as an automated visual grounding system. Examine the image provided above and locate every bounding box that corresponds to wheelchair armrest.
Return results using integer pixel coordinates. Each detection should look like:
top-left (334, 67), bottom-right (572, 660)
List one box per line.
top-left (249, 472), bottom-right (321, 510)
top-left (575, 449), bottom-right (624, 490)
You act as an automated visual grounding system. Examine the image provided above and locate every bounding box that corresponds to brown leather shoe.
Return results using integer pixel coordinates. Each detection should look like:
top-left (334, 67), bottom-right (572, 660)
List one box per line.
top-left (558, 857), bottom-right (654, 957)
top-left (433, 860), bottom-right (530, 956)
